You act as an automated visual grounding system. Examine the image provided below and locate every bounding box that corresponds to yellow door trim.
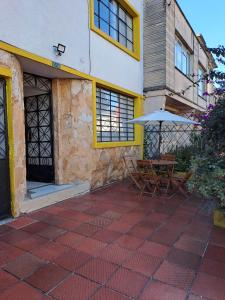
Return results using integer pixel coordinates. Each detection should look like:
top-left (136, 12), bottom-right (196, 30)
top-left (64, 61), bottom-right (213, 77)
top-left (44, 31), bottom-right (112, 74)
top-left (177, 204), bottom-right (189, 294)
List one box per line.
top-left (0, 67), bottom-right (16, 217)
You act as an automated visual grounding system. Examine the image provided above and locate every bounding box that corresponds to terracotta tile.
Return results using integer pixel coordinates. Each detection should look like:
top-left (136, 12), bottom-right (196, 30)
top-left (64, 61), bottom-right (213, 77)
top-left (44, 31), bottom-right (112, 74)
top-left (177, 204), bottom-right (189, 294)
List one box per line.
top-left (37, 226), bottom-right (66, 240)
top-left (8, 217), bottom-right (37, 229)
top-left (3, 253), bottom-right (45, 279)
top-left (167, 248), bottom-right (201, 270)
top-left (85, 206), bottom-right (107, 216)
top-left (140, 280), bottom-right (186, 300)
top-left (0, 269), bottom-right (18, 292)
top-left (25, 263), bottom-right (70, 292)
top-left (77, 257), bottom-right (118, 284)
top-left (41, 215), bottom-right (67, 226)
top-left (22, 222), bottom-right (49, 234)
top-left (54, 249), bottom-right (92, 271)
top-left (1, 229), bottom-right (32, 246)
top-left (200, 258), bottom-right (225, 279)
top-left (0, 242), bottom-right (25, 266)
top-left (204, 244), bottom-right (225, 263)
top-left (128, 225), bottom-right (154, 239)
top-left (98, 244), bottom-right (134, 265)
top-left (101, 210), bottom-right (122, 220)
top-left (88, 216), bottom-right (113, 228)
top-left (120, 212), bottom-right (145, 225)
top-left (0, 225), bottom-right (14, 235)
top-left (31, 241), bottom-right (69, 261)
top-left (123, 252), bottom-right (162, 276)
top-left (73, 212), bottom-right (93, 223)
top-left (70, 203), bottom-right (91, 212)
top-left (174, 234), bottom-right (206, 256)
top-left (138, 241), bottom-right (169, 258)
top-left (184, 221), bottom-right (211, 242)
top-left (209, 227), bottom-right (225, 248)
top-left (150, 227), bottom-right (181, 246)
top-left (192, 272), bottom-right (225, 300)
top-left (73, 223), bottom-right (101, 237)
top-left (107, 220), bottom-right (133, 233)
top-left (56, 219), bottom-right (81, 231)
top-left (0, 282), bottom-right (43, 300)
top-left (187, 294), bottom-right (207, 300)
top-left (14, 234), bottom-right (49, 251)
top-left (93, 229), bottom-right (122, 243)
top-left (50, 274), bottom-right (99, 300)
top-left (116, 234), bottom-right (144, 250)
top-left (107, 267), bottom-right (148, 298)
top-left (148, 212), bottom-right (169, 223)
top-left (90, 287), bottom-right (129, 300)
top-left (154, 261), bottom-right (195, 290)
top-left (76, 238), bottom-right (107, 255)
top-left (55, 231), bottom-right (85, 247)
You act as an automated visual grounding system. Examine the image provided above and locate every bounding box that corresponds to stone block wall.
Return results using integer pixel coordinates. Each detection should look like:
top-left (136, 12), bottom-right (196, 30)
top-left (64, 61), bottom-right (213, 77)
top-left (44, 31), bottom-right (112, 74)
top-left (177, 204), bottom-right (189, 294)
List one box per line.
top-left (52, 79), bottom-right (141, 189)
top-left (0, 50), bottom-right (26, 215)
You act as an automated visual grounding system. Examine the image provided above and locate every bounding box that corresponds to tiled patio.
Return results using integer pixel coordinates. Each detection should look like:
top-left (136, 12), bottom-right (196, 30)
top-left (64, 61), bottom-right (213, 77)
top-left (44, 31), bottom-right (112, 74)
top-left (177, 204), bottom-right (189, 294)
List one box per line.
top-left (1, 181), bottom-right (225, 300)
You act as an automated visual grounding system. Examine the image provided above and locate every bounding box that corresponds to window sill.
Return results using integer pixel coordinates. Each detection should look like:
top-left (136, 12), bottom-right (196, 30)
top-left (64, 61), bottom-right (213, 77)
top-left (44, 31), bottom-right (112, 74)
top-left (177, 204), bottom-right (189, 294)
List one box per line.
top-left (91, 26), bottom-right (140, 61)
top-left (93, 140), bottom-right (141, 149)
top-left (175, 67), bottom-right (194, 83)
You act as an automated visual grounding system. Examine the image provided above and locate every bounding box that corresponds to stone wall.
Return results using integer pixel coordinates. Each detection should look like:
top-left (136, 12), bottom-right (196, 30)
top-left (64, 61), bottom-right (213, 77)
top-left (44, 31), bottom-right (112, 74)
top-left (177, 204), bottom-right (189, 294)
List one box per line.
top-left (52, 79), bottom-right (141, 189)
top-left (0, 50), bottom-right (26, 215)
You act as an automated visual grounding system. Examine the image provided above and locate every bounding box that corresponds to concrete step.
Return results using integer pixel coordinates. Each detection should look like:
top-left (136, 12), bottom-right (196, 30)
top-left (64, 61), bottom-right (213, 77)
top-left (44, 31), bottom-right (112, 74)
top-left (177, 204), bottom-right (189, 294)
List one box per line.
top-left (21, 181), bottom-right (90, 213)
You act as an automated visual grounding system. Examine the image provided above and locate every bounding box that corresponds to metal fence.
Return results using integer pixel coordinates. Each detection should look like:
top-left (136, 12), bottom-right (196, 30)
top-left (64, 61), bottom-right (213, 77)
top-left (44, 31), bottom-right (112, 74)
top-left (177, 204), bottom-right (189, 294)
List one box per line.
top-left (144, 123), bottom-right (202, 159)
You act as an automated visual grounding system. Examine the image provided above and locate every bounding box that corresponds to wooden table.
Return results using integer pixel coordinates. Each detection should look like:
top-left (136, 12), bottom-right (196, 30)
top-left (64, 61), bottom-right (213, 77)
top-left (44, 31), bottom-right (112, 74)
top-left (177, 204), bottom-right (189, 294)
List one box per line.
top-left (137, 160), bottom-right (178, 193)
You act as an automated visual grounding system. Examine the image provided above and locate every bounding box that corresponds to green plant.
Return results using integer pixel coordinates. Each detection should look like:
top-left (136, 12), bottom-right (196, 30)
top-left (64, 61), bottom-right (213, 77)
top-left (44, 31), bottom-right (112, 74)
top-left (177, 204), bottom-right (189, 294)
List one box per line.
top-left (188, 98), bottom-right (225, 208)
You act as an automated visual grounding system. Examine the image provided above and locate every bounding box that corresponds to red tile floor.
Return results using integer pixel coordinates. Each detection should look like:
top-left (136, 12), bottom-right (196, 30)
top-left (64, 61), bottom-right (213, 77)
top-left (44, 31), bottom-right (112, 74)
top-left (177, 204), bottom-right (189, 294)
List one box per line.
top-left (1, 181), bottom-right (225, 300)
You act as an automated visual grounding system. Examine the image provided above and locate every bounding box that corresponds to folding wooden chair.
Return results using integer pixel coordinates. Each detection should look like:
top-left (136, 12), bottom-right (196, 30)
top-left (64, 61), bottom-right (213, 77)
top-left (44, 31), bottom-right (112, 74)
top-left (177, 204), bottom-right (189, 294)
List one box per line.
top-left (161, 154), bottom-right (176, 161)
top-left (123, 156), bottom-right (143, 191)
top-left (137, 160), bottom-right (161, 199)
top-left (170, 171), bottom-right (193, 198)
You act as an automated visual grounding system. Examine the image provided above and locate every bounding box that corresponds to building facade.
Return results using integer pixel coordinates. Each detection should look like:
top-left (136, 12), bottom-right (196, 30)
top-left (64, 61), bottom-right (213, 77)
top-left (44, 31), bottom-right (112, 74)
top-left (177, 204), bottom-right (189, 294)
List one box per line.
top-left (0, 0), bottom-right (143, 218)
top-left (144, 0), bottom-right (216, 114)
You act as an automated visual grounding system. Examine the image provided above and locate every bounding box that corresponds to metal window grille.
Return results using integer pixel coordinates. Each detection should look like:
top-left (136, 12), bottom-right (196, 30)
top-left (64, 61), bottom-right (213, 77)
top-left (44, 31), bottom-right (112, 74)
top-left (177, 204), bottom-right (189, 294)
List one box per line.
top-left (96, 87), bottom-right (135, 142)
top-left (94, 0), bottom-right (134, 51)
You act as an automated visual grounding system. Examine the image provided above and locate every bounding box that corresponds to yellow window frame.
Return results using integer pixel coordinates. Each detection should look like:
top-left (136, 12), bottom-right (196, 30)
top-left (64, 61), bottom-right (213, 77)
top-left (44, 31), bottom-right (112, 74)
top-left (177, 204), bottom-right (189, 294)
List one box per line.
top-left (90, 0), bottom-right (141, 61)
top-left (92, 80), bottom-right (143, 148)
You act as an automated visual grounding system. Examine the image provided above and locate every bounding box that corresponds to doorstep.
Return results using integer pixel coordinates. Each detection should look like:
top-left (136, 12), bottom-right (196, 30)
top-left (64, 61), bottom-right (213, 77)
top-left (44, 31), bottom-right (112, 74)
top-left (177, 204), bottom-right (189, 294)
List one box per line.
top-left (21, 181), bottom-right (90, 213)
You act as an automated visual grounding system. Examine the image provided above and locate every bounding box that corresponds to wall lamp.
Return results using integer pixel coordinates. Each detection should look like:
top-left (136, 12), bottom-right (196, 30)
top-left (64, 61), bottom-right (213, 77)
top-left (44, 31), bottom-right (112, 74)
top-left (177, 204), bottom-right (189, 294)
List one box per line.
top-left (53, 43), bottom-right (66, 56)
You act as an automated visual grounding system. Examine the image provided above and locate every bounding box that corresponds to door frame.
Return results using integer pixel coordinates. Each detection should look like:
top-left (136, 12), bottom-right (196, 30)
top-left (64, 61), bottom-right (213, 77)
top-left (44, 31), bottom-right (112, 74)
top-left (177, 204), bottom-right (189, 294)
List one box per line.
top-left (0, 66), bottom-right (16, 217)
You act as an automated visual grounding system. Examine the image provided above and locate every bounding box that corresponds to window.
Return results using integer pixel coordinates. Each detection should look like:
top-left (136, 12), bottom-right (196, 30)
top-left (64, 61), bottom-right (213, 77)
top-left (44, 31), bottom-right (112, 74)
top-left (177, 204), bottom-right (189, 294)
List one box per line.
top-left (91, 0), bottom-right (140, 60)
top-left (198, 66), bottom-right (206, 98)
top-left (94, 0), bottom-right (134, 51)
top-left (175, 39), bottom-right (191, 76)
top-left (96, 87), bottom-right (135, 142)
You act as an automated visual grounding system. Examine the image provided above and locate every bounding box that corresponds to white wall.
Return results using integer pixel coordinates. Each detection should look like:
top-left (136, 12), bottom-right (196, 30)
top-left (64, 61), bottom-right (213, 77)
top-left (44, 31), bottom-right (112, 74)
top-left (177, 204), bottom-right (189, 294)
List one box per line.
top-left (0, 0), bottom-right (143, 94)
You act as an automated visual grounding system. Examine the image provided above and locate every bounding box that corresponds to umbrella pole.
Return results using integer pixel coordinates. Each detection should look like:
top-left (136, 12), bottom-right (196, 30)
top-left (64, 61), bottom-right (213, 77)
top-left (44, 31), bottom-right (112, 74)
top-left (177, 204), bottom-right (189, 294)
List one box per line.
top-left (158, 121), bottom-right (163, 159)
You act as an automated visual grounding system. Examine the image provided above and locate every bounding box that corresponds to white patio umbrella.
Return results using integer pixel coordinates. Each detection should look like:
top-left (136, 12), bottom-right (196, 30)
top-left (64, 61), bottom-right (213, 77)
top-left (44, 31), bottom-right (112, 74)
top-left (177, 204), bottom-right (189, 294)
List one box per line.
top-left (127, 109), bottom-right (200, 158)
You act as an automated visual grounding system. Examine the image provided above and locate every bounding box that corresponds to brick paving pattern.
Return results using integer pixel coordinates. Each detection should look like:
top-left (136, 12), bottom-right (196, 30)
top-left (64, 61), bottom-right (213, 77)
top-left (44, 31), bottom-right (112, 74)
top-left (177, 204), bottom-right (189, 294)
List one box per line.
top-left (0, 181), bottom-right (225, 299)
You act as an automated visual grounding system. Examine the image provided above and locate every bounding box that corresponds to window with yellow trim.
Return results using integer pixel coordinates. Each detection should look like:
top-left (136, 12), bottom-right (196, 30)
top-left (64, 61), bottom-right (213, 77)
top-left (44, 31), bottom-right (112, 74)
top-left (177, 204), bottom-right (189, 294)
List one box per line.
top-left (96, 86), bottom-right (135, 142)
top-left (94, 0), bottom-right (134, 51)
top-left (91, 0), bottom-right (140, 60)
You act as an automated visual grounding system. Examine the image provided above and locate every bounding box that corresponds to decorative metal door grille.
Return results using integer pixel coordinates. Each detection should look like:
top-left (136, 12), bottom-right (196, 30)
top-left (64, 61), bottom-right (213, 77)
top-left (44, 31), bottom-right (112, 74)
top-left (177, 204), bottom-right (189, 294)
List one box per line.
top-left (24, 74), bottom-right (54, 182)
top-left (0, 78), bottom-right (11, 218)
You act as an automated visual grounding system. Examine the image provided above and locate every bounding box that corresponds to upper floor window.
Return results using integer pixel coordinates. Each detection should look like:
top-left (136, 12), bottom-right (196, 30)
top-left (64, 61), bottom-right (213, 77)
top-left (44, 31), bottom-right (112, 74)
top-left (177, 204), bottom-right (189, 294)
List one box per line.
top-left (94, 0), bottom-right (134, 51)
top-left (96, 87), bottom-right (135, 142)
top-left (198, 66), bottom-right (206, 98)
top-left (175, 38), bottom-right (191, 77)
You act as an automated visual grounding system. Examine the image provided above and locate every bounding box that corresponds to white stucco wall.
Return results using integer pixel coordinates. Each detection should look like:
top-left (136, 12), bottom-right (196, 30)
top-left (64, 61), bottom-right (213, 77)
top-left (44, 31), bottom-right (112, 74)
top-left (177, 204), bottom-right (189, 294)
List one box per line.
top-left (0, 0), bottom-right (143, 94)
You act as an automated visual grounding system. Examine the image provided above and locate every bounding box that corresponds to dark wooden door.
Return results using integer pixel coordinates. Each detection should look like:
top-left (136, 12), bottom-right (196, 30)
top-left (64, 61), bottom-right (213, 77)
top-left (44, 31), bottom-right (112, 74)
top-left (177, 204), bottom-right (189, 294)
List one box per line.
top-left (25, 94), bottom-right (54, 183)
top-left (0, 78), bottom-right (11, 219)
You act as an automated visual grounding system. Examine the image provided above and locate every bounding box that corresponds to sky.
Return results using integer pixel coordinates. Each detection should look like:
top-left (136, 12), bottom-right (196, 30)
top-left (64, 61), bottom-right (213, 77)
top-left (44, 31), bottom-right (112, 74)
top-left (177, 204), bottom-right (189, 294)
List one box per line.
top-left (177, 0), bottom-right (224, 48)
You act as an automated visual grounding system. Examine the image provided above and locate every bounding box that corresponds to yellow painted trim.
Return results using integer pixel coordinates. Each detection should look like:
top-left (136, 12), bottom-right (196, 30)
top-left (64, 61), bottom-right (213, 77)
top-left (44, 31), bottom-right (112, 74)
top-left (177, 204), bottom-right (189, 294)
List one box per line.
top-left (92, 81), bottom-right (143, 149)
top-left (0, 67), bottom-right (16, 216)
top-left (0, 40), bottom-right (143, 99)
top-left (90, 0), bottom-right (140, 61)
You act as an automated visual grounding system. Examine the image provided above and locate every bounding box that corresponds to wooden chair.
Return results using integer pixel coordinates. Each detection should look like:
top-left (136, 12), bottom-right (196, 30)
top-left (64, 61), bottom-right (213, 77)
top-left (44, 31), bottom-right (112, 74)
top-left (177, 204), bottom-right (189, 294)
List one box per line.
top-left (159, 154), bottom-right (176, 193)
top-left (161, 153), bottom-right (176, 161)
top-left (170, 171), bottom-right (193, 198)
top-left (123, 156), bottom-right (143, 191)
top-left (137, 160), bottom-right (161, 198)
